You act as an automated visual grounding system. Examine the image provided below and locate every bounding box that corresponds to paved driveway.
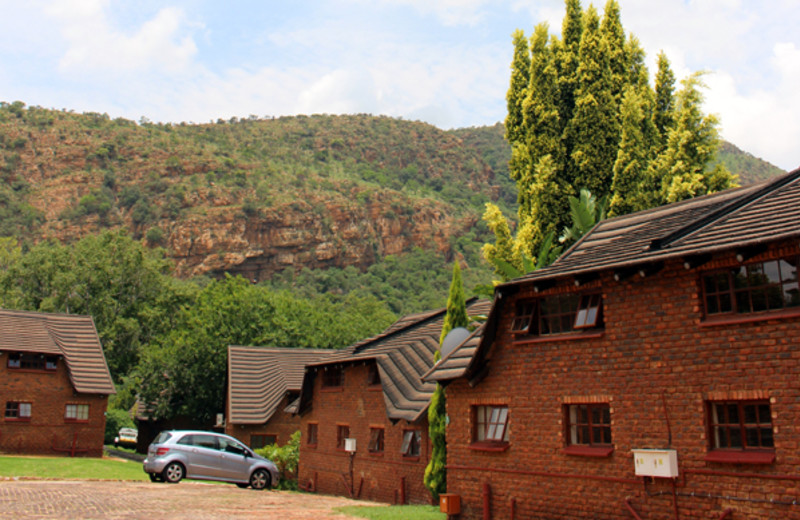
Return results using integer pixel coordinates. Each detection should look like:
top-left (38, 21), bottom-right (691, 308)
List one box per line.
top-left (0, 480), bottom-right (378, 519)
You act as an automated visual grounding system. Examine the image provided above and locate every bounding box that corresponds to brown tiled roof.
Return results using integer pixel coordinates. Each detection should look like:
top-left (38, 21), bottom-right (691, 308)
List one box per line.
top-left (0, 309), bottom-right (115, 395)
top-left (422, 325), bottom-right (484, 383)
top-left (227, 346), bottom-right (336, 424)
top-left (508, 168), bottom-right (800, 287)
top-left (299, 298), bottom-right (492, 423)
top-left (427, 168), bottom-right (800, 384)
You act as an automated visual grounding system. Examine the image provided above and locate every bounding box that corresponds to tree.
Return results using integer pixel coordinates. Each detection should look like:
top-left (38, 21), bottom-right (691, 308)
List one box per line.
top-left (650, 73), bottom-right (736, 203)
top-left (483, 0), bottom-right (735, 277)
top-left (424, 262), bottom-right (468, 502)
top-left (0, 231), bottom-right (190, 380)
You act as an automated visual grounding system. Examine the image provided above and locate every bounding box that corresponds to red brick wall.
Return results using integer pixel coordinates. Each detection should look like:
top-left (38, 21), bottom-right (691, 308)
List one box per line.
top-left (446, 244), bottom-right (800, 519)
top-left (226, 395), bottom-right (302, 448)
top-left (0, 356), bottom-right (108, 457)
top-left (298, 363), bottom-right (432, 505)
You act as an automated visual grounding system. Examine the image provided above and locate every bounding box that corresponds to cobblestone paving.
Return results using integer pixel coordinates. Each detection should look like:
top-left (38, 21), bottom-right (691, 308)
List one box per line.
top-left (0, 480), bottom-right (377, 519)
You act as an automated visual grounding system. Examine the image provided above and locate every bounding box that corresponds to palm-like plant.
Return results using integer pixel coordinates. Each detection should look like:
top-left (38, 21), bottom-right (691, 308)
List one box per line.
top-left (559, 188), bottom-right (608, 245)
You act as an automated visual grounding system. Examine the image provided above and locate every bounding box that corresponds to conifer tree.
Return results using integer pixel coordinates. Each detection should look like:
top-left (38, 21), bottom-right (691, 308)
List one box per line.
top-left (425, 262), bottom-right (468, 501)
top-left (506, 30), bottom-right (531, 185)
top-left (652, 73), bottom-right (735, 203)
top-left (609, 87), bottom-right (652, 216)
top-left (556, 0), bottom-right (584, 130)
top-left (565, 5), bottom-right (619, 197)
top-left (654, 51), bottom-right (677, 141)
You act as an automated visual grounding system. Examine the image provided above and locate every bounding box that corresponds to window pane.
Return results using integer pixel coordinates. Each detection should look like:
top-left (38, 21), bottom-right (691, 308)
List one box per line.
top-left (751, 288), bottom-right (767, 312)
top-left (735, 291), bottom-right (751, 313)
top-left (486, 424), bottom-right (497, 440)
top-left (743, 404), bottom-right (757, 424)
top-left (704, 275), bottom-right (717, 293)
top-left (575, 308), bottom-right (588, 327)
top-left (758, 404), bottom-right (771, 423)
top-left (718, 293), bottom-right (732, 312)
top-left (20, 403), bottom-right (31, 417)
top-left (577, 405), bottom-right (588, 424)
top-left (763, 260), bottom-right (781, 284)
top-left (728, 427), bottom-right (742, 448)
top-left (761, 427), bottom-right (774, 448)
top-left (780, 259), bottom-right (798, 282)
top-left (784, 283), bottom-right (800, 307)
top-left (726, 404), bottom-right (739, 424)
top-left (732, 267), bottom-right (747, 288)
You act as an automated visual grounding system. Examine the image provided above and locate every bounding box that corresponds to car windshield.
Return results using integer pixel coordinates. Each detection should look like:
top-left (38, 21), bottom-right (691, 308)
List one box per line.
top-left (153, 431), bottom-right (173, 444)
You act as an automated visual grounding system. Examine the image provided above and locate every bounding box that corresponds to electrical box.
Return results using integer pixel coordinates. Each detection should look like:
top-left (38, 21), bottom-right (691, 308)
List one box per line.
top-left (344, 438), bottom-right (357, 453)
top-left (632, 449), bottom-right (679, 478)
top-left (440, 494), bottom-right (461, 515)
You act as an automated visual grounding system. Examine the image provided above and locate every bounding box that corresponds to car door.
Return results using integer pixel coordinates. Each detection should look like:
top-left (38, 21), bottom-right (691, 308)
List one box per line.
top-left (216, 436), bottom-right (252, 481)
top-left (178, 434), bottom-right (224, 479)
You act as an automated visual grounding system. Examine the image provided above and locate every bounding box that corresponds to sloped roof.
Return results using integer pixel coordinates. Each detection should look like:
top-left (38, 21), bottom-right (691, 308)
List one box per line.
top-left (0, 309), bottom-right (115, 395)
top-left (299, 298), bottom-right (492, 423)
top-left (427, 167), bottom-right (800, 384)
top-left (508, 168), bottom-right (800, 287)
top-left (227, 346), bottom-right (336, 424)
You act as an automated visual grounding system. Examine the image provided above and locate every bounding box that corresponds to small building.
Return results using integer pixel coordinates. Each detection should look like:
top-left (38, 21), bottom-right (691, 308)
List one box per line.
top-left (297, 299), bottom-right (491, 505)
top-left (0, 309), bottom-right (115, 456)
top-left (225, 346), bottom-right (335, 449)
top-left (426, 169), bottom-right (800, 519)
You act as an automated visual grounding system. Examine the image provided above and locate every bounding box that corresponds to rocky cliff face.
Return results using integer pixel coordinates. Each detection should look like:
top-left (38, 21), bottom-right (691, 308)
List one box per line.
top-left (2, 108), bottom-right (496, 279)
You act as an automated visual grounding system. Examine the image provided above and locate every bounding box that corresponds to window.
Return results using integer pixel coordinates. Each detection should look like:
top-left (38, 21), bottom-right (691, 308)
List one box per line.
top-left (474, 405), bottom-right (509, 443)
top-left (401, 430), bottom-right (421, 457)
top-left (566, 404), bottom-right (611, 447)
top-left (703, 258), bottom-right (800, 316)
top-left (7, 353), bottom-right (58, 371)
top-left (250, 434), bottom-right (276, 450)
top-left (574, 294), bottom-right (602, 328)
top-left (709, 401), bottom-right (774, 450)
top-left (64, 404), bottom-right (89, 422)
top-left (5, 402), bottom-right (31, 420)
top-left (336, 425), bottom-right (350, 450)
top-left (368, 427), bottom-right (385, 453)
top-left (510, 301), bottom-right (535, 333)
top-left (322, 367), bottom-right (344, 388)
top-left (307, 423), bottom-right (318, 446)
top-left (367, 364), bottom-right (381, 386)
top-left (512, 294), bottom-right (603, 336)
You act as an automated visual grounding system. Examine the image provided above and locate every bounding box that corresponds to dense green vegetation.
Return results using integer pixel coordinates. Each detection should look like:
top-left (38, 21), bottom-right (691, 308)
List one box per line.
top-left (0, 231), bottom-right (396, 425)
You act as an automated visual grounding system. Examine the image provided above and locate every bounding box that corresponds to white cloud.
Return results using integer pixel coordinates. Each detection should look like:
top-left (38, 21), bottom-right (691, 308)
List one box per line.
top-left (45, 1), bottom-right (197, 75)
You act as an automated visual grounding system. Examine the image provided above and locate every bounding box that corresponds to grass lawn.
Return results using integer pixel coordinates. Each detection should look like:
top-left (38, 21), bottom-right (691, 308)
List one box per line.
top-left (334, 505), bottom-right (446, 520)
top-left (0, 454), bottom-right (148, 481)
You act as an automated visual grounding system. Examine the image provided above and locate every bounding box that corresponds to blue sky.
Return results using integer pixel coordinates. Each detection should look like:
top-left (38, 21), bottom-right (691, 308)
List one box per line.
top-left (1, 0), bottom-right (798, 170)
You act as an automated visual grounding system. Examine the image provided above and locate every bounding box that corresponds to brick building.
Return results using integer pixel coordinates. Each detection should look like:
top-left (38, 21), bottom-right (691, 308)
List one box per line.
top-left (0, 309), bottom-right (115, 456)
top-left (426, 169), bottom-right (800, 519)
top-left (297, 299), bottom-right (490, 505)
top-left (225, 346), bottom-right (335, 449)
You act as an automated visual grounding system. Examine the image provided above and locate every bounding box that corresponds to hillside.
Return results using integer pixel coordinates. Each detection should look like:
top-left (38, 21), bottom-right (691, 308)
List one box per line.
top-left (0, 103), bottom-right (517, 282)
top-left (0, 102), bottom-right (785, 286)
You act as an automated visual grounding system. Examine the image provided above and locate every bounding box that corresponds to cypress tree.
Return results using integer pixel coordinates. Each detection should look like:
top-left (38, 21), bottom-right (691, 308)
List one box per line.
top-left (425, 262), bottom-right (468, 501)
top-left (600, 0), bottom-right (627, 105)
top-left (556, 0), bottom-right (584, 130)
top-left (654, 51), bottom-right (677, 142)
top-left (506, 30), bottom-right (531, 184)
top-left (564, 5), bottom-right (619, 197)
top-left (609, 87), bottom-right (650, 216)
top-left (651, 73), bottom-right (735, 203)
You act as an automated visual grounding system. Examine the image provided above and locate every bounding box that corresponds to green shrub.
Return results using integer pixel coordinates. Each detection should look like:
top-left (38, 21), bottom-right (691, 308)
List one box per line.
top-left (254, 430), bottom-right (300, 489)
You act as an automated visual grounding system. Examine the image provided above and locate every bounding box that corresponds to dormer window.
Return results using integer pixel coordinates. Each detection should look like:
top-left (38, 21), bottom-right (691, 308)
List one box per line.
top-left (512, 293), bottom-right (603, 336)
top-left (7, 353), bottom-right (58, 371)
top-left (703, 257), bottom-right (800, 316)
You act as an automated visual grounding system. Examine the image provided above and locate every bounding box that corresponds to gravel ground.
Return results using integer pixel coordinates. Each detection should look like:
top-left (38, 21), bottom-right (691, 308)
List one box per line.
top-left (0, 479), bottom-right (380, 520)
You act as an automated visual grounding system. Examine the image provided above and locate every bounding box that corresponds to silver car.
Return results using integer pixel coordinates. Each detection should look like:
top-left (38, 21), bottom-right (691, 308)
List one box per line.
top-left (143, 430), bottom-right (279, 490)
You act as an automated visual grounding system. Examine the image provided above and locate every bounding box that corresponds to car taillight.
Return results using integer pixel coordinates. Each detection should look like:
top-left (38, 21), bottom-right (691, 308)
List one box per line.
top-left (156, 447), bottom-right (170, 456)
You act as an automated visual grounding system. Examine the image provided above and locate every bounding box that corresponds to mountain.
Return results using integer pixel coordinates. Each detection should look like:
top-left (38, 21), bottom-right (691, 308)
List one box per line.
top-left (0, 102), bottom-right (785, 283)
top-left (0, 103), bottom-right (517, 281)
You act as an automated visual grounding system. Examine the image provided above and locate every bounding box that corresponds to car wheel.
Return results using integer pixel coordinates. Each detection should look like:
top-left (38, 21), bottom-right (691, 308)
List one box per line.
top-left (162, 462), bottom-right (185, 484)
top-left (235, 483), bottom-right (249, 489)
top-left (249, 469), bottom-right (270, 490)
top-left (148, 473), bottom-right (162, 483)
